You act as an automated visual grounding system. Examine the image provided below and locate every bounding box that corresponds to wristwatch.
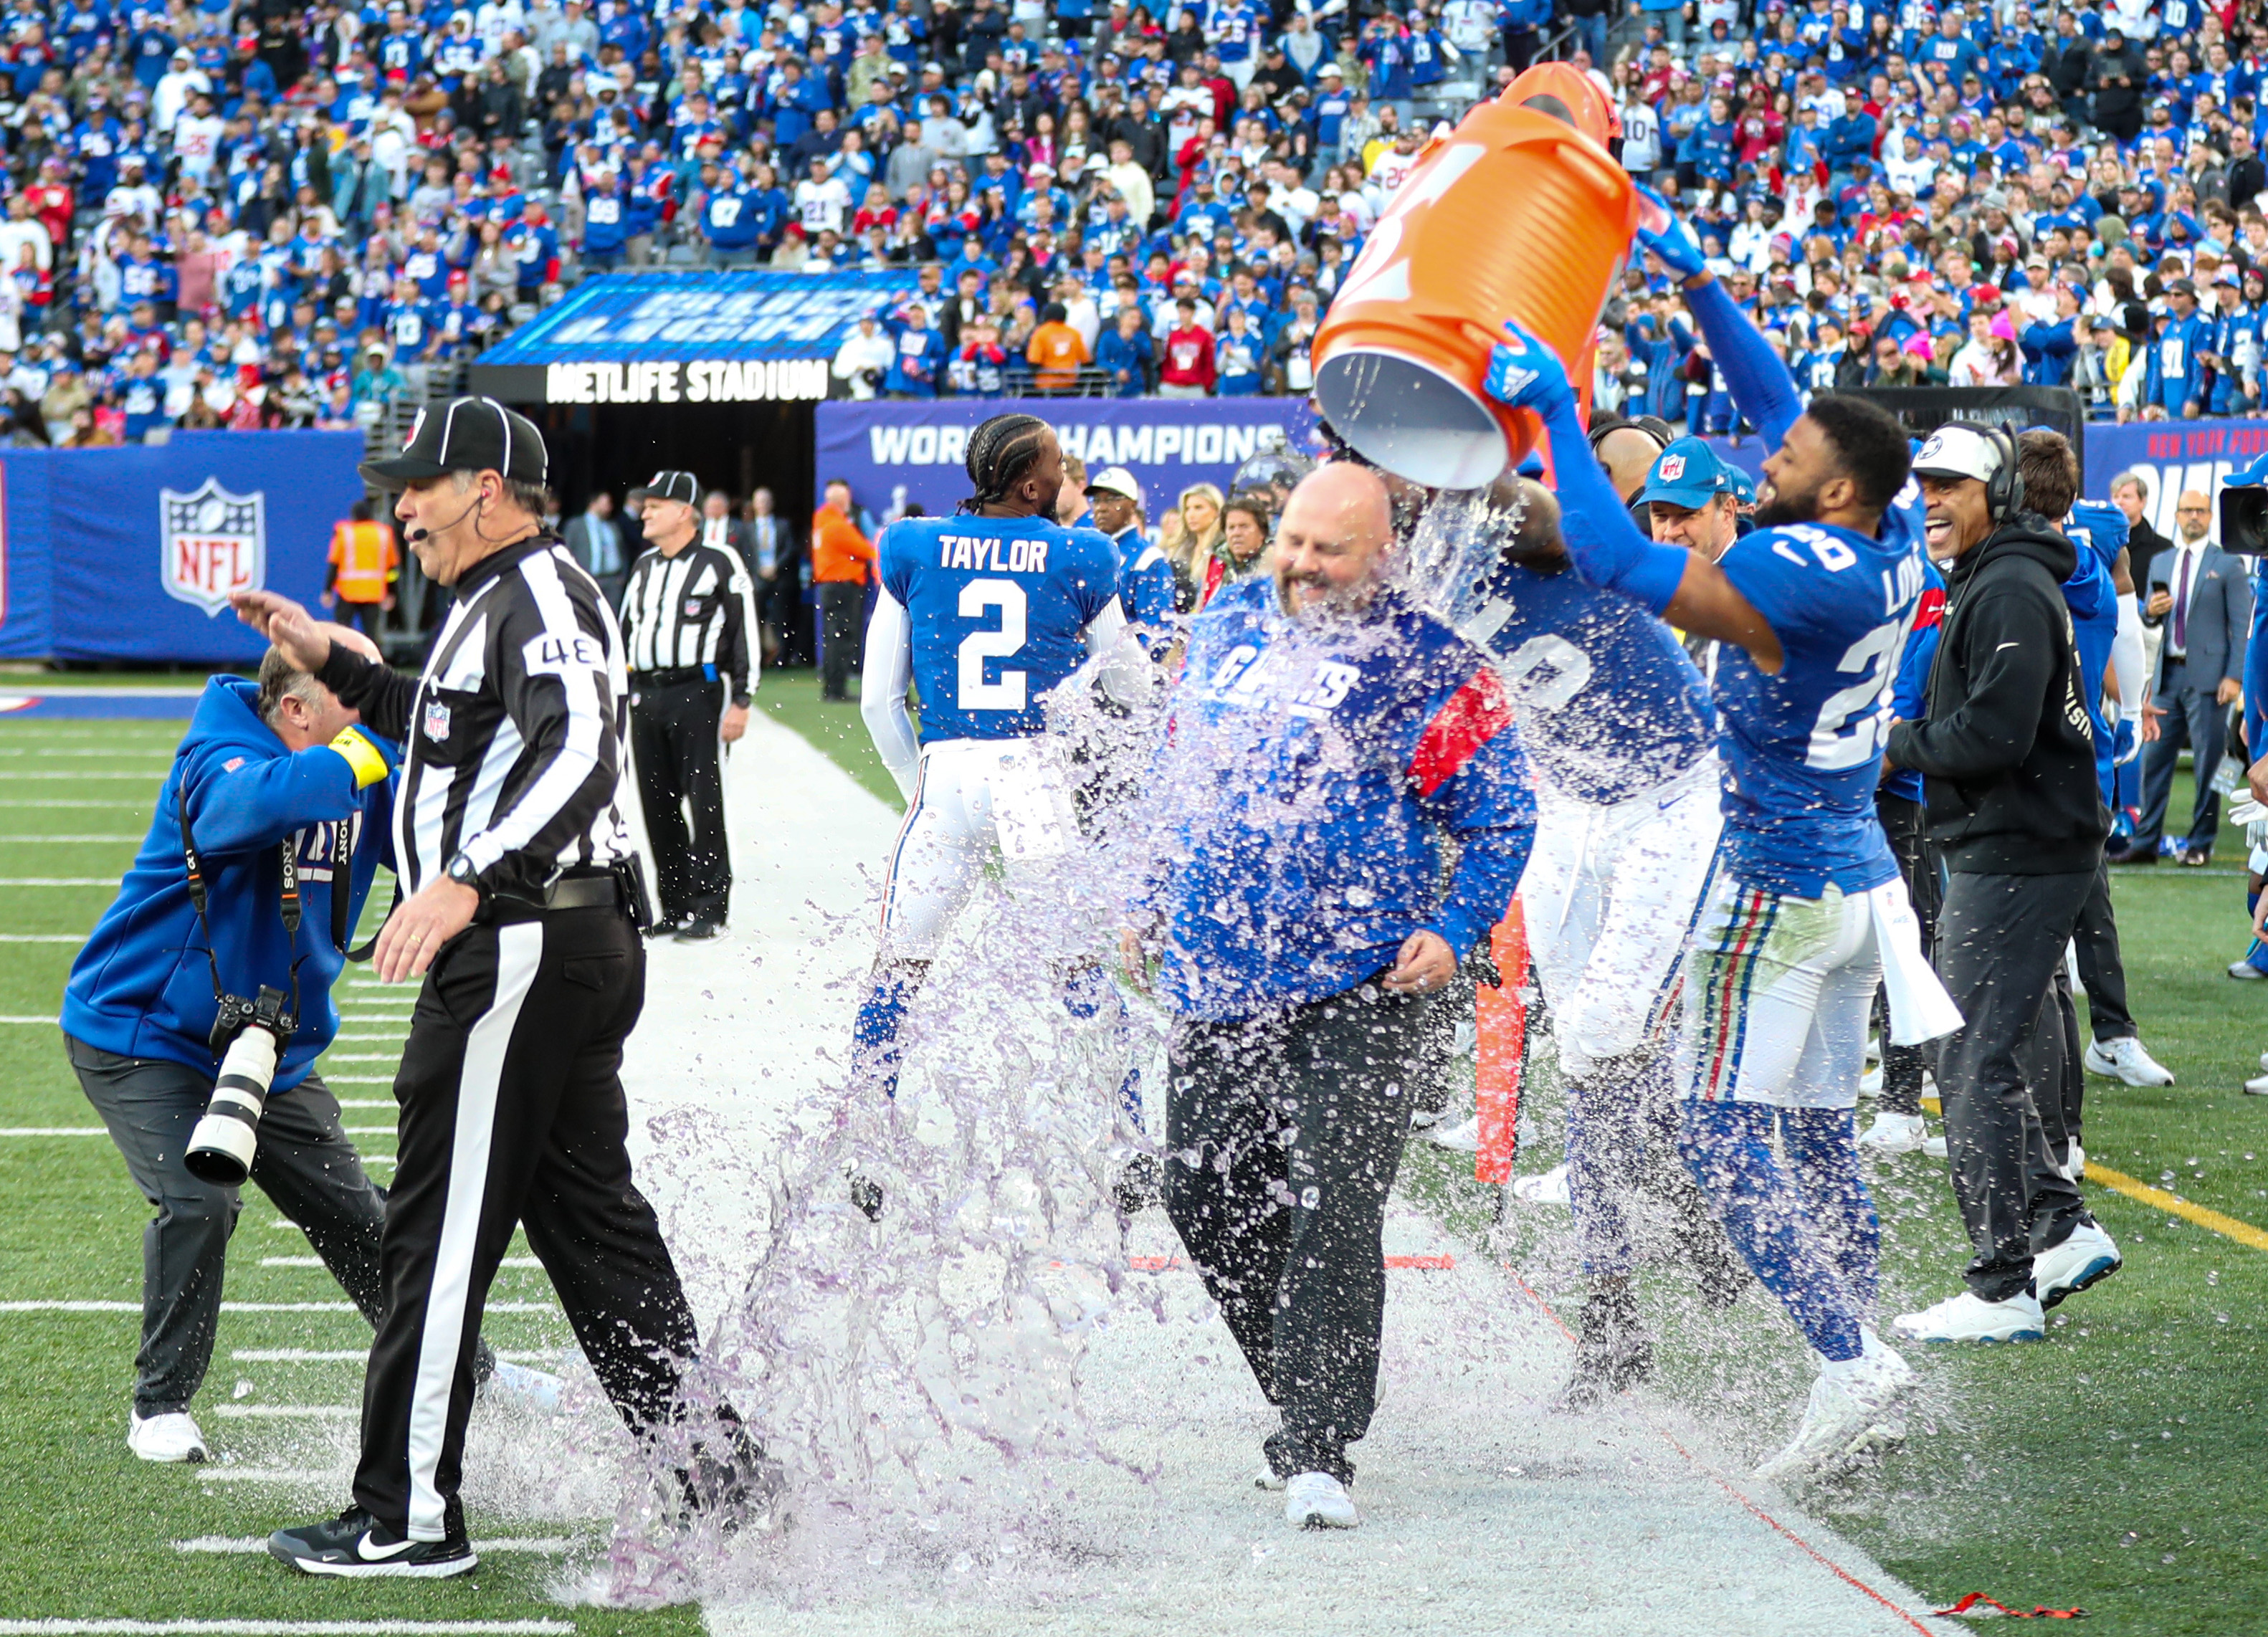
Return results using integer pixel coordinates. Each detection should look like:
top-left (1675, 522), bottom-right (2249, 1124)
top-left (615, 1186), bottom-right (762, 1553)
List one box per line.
top-left (445, 853), bottom-right (483, 892)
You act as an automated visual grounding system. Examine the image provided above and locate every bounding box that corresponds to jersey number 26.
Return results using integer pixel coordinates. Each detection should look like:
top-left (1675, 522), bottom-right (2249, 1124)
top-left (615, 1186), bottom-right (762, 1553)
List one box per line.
top-left (958, 578), bottom-right (1029, 711)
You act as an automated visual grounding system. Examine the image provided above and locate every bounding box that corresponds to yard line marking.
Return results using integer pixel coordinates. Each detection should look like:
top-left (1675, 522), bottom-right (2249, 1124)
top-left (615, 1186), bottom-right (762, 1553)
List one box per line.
top-left (0, 879), bottom-right (117, 887)
top-left (333, 1034), bottom-right (406, 1042)
top-left (0, 935), bottom-right (87, 943)
top-left (0, 748), bottom-right (189, 757)
top-left (0, 800), bottom-right (162, 808)
top-left (325, 1077), bottom-right (396, 1086)
top-left (172, 1536), bottom-right (572, 1556)
top-left (0, 1300), bottom-right (556, 1313)
top-left (211, 1405), bottom-right (356, 1420)
top-left (0, 772), bottom-right (171, 780)
top-left (0, 1614), bottom-right (585, 1623)
top-left (0, 1016), bottom-right (57, 1023)
top-left (328, 1054), bottom-right (401, 1063)
top-left (336, 1099), bottom-right (393, 1109)
top-left (0, 836), bottom-right (144, 842)
top-left (181, 1469), bottom-right (339, 1485)
top-left (0, 1128), bottom-right (108, 1137)
top-left (2087, 1160), bottom-right (2268, 1252)
top-left (262, 1256), bottom-right (538, 1270)
top-left (232, 1348), bottom-right (558, 1363)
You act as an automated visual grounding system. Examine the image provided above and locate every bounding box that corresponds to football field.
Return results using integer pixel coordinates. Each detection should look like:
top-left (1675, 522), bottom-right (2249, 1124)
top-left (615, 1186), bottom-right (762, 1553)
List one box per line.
top-left (0, 677), bottom-right (2262, 1636)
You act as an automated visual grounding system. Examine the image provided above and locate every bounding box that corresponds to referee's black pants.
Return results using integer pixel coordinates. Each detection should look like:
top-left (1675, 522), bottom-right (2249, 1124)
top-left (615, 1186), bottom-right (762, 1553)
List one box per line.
top-left (1163, 980), bottom-right (1420, 1487)
top-left (353, 904), bottom-right (705, 1542)
top-left (631, 678), bottom-right (730, 929)
top-left (818, 581), bottom-right (863, 700)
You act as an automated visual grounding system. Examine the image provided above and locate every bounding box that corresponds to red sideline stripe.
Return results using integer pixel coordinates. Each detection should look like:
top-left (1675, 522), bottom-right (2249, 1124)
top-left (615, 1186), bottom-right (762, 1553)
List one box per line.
top-left (1406, 667), bottom-right (1513, 798)
top-left (1128, 1254), bottom-right (1455, 1272)
top-left (1932, 1593), bottom-right (2088, 1621)
top-left (1503, 1267), bottom-right (1934, 1637)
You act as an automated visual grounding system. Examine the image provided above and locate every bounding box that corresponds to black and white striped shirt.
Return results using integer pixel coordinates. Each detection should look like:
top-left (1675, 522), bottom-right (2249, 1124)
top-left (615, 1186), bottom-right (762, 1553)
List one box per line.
top-left (618, 543), bottom-right (756, 704)
top-left (318, 535), bottom-right (634, 900)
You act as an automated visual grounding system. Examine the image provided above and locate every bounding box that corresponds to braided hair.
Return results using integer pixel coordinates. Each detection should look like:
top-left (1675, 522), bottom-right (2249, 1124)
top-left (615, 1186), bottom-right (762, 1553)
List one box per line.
top-left (962, 412), bottom-right (1053, 514)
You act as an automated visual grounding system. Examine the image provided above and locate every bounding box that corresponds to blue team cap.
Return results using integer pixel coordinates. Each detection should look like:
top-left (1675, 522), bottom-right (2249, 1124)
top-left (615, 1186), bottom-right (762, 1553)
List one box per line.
top-left (1642, 437), bottom-right (1738, 509)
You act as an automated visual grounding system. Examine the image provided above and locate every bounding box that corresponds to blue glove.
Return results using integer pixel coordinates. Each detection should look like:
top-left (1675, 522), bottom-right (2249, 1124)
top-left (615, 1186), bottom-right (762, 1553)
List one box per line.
top-left (1633, 183), bottom-right (1708, 280)
top-left (1482, 319), bottom-right (1575, 419)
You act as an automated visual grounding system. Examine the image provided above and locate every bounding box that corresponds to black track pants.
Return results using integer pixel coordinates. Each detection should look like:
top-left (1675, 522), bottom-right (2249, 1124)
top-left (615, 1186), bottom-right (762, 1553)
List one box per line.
top-left (353, 907), bottom-right (702, 1541)
top-left (630, 679), bottom-right (730, 927)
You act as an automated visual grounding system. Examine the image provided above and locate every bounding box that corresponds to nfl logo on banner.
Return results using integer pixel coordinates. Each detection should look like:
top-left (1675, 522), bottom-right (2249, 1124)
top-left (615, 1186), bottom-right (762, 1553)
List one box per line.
top-left (160, 479), bottom-right (267, 615)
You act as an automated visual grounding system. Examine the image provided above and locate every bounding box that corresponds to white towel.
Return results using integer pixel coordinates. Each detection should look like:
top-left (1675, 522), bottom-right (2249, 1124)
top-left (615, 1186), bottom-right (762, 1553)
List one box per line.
top-left (1867, 878), bottom-right (1964, 1045)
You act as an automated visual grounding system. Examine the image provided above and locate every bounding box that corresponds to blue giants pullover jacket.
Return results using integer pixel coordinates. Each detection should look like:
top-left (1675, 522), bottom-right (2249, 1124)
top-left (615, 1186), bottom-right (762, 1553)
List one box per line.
top-left (1135, 576), bottom-right (1535, 1020)
top-left (62, 677), bottom-right (398, 1092)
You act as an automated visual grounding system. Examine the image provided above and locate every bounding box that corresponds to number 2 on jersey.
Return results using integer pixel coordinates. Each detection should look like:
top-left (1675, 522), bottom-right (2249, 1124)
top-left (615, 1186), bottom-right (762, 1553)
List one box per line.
top-left (957, 578), bottom-right (1029, 711)
top-left (1806, 619), bottom-right (1905, 770)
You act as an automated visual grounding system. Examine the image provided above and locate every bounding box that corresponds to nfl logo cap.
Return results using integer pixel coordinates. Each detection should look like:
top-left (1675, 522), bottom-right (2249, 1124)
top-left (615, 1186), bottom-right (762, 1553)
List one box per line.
top-left (1085, 465), bottom-right (1143, 507)
top-left (362, 396), bottom-right (548, 490)
top-left (629, 471), bottom-right (702, 506)
top-left (1641, 436), bottom-right (1738, 509)
top-left (1910, 424), bottom-right (2006, 486)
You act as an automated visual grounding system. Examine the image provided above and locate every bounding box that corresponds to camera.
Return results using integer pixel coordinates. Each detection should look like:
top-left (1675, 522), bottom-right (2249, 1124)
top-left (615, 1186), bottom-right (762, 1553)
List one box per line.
top-left (2221, 485), bottom-right (2268, 557)
top-left (183, 985), bottom-right (296, 1185)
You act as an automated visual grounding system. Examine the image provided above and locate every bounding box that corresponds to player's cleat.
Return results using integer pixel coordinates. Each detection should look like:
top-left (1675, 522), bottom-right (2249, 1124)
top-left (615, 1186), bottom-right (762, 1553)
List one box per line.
top-left (267, 1508), bottom-right (477, 1578)
top-left (1556, 1282), bottom-right (1654, 1411)
top-left (2227, 960), bottom-right (2268, 981)
top-left (1753, 1332), bottom-right (1915, 1484)
top-left (2082, 1036), bottom-right (2174, 1087)
top-left (1857, 1111), bottom-right (1929, 1155)
top-left (128, 1410), bottom-right (209, 1464)
top-left (2034, 1221), bottom-right (2121, 1309)
top-left (1891, 1288), bottom-right (2045, 1344)
top-left (1510, 1163), bottom-right (1572, 1206)
top-left (482, 1357), bottom-right (564, 1411)
top-left (848, 1173), bottom-right (884, 1221)
top-left (2247, 1073), bottom-right (2268, 1096)
top-left (1113, 1152), bottom-right (1163, 1213)
top-left (1425, 1113), bottom-right (1482, 1152)
top-left (674, 920), bottom-right (724, 941)
top-left (1253, 1465), bottom-right (1286, 1492)
top-left (1284, 1471), bottom-right (1360, 1529)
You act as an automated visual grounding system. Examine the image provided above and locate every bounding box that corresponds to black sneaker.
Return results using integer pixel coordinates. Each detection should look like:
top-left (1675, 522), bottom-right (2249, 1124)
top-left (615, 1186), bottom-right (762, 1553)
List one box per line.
top-left (267, 1507), bottom-right (477, 1578)
top-left (1555, 1283), bottom-right (1654, 1412)
top-left (675, 920), bottom-right (724, 941)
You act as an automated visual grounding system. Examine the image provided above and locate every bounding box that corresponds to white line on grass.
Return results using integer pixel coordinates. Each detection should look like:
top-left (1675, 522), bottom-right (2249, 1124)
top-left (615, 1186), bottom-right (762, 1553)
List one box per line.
top-left (0, 800), bottom-right (161, 808)
top-left (0, 879), bottom-right (119, 887)
top-left (0, 772), bottom-right (171, 780)
top-left (0, 1128), bottom-right (107, 1137)
top-left (326, 1055), bottom-right (401, 1064)
top-left (323, 1077), bottom-right (396, 1086)
top-left (0, 1301), bottom-right (556, 1313)
top-left (0, 935), bottom-right (86, 943)
top-left (172, 1537), bottom-right (572, 1556)
top-left (181, 1469), bottom-right (338, 1485)
top-left (333, 1034), bottom-right (406, 1042)
top-left (0, 1614), bottom-right (576, 1623)
top-left (230, 1349), bottom-right (558, 1363)
top-left (0, 836), bottom-right (144, 842)
top-left (210, 1405), bottom-right (356, 1420)
top-left (0, 1016), bottom-right (57, 1023)
top-left (260, 1256), bottom-right (538, 1270)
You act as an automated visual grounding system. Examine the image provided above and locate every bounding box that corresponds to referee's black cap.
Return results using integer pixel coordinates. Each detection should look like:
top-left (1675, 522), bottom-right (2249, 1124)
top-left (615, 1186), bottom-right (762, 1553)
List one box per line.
top-left (630, 470), bottom-right (702, 507)
top-left (361, 396), bottom-right (549, 490)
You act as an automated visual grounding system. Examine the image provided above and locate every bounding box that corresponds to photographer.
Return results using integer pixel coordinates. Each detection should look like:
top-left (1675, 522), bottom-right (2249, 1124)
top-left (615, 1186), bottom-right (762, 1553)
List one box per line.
top-left (62, 628), bottom-right (406, 1464)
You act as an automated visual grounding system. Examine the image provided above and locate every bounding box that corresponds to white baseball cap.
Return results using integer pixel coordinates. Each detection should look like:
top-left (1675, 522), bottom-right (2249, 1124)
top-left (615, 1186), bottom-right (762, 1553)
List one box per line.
top-left (1911, 424), bottom-right (2006, 487)
top-left (1085, 465), bottom-right (1143, 507)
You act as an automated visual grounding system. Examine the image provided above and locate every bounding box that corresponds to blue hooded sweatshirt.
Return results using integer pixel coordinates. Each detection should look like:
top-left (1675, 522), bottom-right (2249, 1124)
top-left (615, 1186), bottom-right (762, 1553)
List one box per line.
top-left (62, 677), bottom-right (398, 1091)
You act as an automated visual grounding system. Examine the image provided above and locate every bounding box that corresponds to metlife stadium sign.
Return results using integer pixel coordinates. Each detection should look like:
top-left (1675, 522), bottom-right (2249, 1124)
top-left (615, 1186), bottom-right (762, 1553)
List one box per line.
top-left (468, 269), bottom-right (920, 405)
top-left (816, 398), bottom-right (1319, 516)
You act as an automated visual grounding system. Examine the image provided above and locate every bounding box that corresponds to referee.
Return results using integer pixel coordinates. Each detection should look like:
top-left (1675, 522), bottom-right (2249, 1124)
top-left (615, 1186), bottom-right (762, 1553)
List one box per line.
top-left (232, 398), bottom-right (764, 1577)
top-left (620, 470), bottom-right (756, 941)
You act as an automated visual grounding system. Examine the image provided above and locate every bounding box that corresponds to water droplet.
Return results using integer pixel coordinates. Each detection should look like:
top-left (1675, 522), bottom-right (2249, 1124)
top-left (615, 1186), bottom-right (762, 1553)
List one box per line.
top-left (949, 1552), bottom-right (974, 1575)
top-left (232, 1380), bottom-right (254, 1399)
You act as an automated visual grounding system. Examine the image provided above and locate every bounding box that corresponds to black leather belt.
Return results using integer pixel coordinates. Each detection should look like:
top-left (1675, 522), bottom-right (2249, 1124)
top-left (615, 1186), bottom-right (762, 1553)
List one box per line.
top-left (490, 869), bottom-right (625, 920)
top-left (632, 667), bottom-right (712, 689)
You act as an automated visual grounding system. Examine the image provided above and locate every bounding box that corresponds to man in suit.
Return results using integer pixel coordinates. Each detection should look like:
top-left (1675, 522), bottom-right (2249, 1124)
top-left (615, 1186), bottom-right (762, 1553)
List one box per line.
top-left (743, 487), bottom-right (798, 667)
top-left (563, 489), bottom-right (627, 609)
top-left (2120, 489), bottom-right (2253, 867)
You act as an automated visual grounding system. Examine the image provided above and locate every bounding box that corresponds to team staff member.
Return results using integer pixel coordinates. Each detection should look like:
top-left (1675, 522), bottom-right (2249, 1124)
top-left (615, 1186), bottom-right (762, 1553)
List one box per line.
top-left (621, 470), bottom-right (756, 941)
top-left (811, 477), bottom-right (875, 701)
top-left (1086, 465), bottom-right (1175, 643)
top-left (63, 628), bottom-right (408, 1464)
top-left (1125, 464), bottom-right (1535, 1532)
top-left (233, 398), bottom-right (761, 1578)
top-left (322, 500), bottom-right (399, 642)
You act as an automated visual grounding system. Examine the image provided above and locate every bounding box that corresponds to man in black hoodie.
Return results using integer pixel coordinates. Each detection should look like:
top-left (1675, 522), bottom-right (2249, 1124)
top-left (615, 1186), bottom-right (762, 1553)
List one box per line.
top-left (1883, 425), bottom-right (2122, 1347)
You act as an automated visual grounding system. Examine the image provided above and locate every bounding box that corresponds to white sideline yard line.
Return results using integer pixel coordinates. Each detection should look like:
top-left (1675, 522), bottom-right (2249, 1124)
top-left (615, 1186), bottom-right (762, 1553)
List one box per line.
top-left (333, 1034), bottom-right (406, 1042)
top-left (0, 1301), bottom-right (556, 1313)
top-left (260, 1256), bottom-right (539, 1270)
top-left (211, 1405), bottom-right (356, 1421)
top-left (0, 879), bottom-right (116, 886)
top-left (0, 836), bottom-right (144, 842)
top-left (0, 1016), bottom-right (58, 1023)
top-left (0, 1614), bottom-right (576, 1623)
top-left (232, 1348), bottom-right (558, 1363)
top-left (0, 800), bottom-right (159, 808)
top-left (335, 1099), bottom-right (394, 1108)
top-left (181, 1469), bottom-right (338, 1485)
top-left (173, 1537), bottom-right (573, 1556)
top-left (325, 1077), bottom-right (396, 1086)
top-left (0, 1128), bottom-right (107, 1137)
top-left (0, 935), bottom-right (87, 943)
top-left (0, 772), bottom-right (171, 779)
top-left (328, 1055), bottom-right (400, 1064)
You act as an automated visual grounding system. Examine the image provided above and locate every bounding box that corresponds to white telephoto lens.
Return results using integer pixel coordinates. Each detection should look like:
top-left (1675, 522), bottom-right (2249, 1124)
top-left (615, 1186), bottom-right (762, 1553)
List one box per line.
top-left (184, 1027), bottom-right (282, 1185)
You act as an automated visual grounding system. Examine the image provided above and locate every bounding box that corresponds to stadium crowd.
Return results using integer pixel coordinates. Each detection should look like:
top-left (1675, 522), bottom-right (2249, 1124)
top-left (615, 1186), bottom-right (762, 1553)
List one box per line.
top-left (0, 0), bottom-right (2260, 436)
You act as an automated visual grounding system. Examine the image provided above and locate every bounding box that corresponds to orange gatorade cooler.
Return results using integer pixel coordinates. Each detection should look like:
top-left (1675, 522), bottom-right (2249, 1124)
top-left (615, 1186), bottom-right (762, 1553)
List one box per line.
top-left (1312, 90), bottom-right (1640, 490)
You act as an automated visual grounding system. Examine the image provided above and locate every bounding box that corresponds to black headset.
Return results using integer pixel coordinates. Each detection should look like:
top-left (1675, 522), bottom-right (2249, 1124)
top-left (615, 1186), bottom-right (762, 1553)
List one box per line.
top-left (1935, 420), bottom-right (2026, 522)
top-left (1587, 414), bottom-right (1676, 457)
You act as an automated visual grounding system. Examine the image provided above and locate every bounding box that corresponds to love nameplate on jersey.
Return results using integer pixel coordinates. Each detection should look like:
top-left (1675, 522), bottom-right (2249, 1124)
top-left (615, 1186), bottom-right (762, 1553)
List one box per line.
top-left (988, 744), bottom-right (1077, 862)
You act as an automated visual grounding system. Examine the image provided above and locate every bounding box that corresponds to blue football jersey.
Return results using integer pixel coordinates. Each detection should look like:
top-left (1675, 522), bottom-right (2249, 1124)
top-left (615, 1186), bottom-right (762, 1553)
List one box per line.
top-left (1710, 497), bottom-right (1928, 896)
top-left (1461, 559), bottom-right (1715, 805)
top-left (879, 514), bottom-right (1122, 744)
top-left (2064, 499), bottom-right (2130, 576)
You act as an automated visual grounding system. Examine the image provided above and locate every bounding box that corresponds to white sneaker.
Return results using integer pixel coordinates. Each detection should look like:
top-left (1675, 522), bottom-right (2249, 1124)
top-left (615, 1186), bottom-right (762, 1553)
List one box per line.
top-left (1922, 1135), bottom-right (1948, 1159)
top-left (2035, 1222), bottom-right (2121, 1309)
top-left (1425, 1113), bottom-right (1482, 1152)
top-left (483, 1358), bottom-right (564, 1411)
top-left (2082, 1036), bottom-right (2175, 1087)
top-left (1891, 1288), bottom-right (2045, 1345)
top-left (2229, 960), bottom-right (2268, 981)
top-left (1510, 1163), bottom-right (1572, 1206)
top-left (1859, 1064), bottom-right (1883, 1097)
top-left (2247, 1073), bottom-right (2268, 1097)
top-left (1253, 1465), bottom-right (1285, 1492)
top-left (128, 1410), bottom-right (209, 1464)
top-left (1753, 1331), bottom-right (1915, 1483)
top-left (1857, 1111), bottom-right (1928, 1155)
top-left (2257, 1051), bottom-right (2268, 1072)
top-left (1284, 1471), bottom-right (1360, 1529)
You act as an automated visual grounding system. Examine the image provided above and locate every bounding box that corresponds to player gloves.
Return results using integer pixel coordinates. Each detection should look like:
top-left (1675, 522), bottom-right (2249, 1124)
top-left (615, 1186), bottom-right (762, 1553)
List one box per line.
top-left (1634, 184), bottom-right (1710, 280)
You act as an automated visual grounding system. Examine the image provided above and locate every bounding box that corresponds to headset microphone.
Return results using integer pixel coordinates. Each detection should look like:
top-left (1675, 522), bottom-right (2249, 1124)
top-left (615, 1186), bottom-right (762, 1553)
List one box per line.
top-left (406, 492), bottom-right (486, 545)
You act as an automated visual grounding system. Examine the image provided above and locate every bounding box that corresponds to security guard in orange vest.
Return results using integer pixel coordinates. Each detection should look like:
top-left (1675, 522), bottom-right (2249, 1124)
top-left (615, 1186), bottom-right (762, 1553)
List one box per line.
top-left (323, 500), bottom-right (399, 642)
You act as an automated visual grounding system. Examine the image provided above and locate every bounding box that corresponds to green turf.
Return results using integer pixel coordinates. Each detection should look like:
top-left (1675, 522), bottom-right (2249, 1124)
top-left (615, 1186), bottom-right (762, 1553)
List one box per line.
top-left (756, 669), bottom-right (907, 810)
top-left (6, 707), bottom-right (2265, 1633)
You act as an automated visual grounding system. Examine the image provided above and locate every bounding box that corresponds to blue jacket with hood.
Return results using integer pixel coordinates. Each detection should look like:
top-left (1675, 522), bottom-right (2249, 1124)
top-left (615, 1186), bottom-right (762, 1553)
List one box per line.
top-left (61, 677), bottom-right (397, 1091)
